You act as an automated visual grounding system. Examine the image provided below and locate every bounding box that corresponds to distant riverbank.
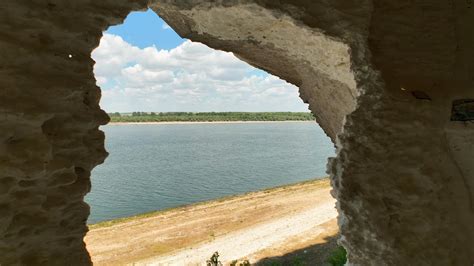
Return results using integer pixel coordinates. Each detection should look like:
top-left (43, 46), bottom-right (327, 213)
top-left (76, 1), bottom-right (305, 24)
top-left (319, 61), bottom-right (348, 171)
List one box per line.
top-left (109, 120), bottom-right (315, 125)
top-left (108, 112), bottom-right (315, 123)
top-left (85, 178), bottom-right (338, 265)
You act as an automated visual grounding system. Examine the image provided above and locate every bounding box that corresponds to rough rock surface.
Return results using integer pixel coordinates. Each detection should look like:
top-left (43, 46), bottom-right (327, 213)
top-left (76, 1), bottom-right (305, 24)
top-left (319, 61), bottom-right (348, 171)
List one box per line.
top-left (0, 0), bottom-right (473, 265)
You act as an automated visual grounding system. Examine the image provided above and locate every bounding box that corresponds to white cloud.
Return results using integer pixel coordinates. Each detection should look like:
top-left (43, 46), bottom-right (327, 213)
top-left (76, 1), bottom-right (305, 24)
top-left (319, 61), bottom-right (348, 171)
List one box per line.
top-left (121, 64), bottom-right (174, 86)
top-left (92, 33), bottom-right (308, 112)
top-left (162, 23), bottom-right (171, 30)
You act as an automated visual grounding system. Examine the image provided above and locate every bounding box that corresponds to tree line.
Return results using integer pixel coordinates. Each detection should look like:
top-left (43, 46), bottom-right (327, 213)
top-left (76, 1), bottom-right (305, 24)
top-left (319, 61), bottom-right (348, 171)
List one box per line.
top-left (108, 112), bottom-right (315, 122)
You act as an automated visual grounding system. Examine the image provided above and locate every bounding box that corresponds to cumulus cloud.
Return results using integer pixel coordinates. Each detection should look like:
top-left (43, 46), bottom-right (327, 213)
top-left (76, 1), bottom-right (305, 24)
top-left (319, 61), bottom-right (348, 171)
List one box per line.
top-left (92, 33), bottom-right (308, 112)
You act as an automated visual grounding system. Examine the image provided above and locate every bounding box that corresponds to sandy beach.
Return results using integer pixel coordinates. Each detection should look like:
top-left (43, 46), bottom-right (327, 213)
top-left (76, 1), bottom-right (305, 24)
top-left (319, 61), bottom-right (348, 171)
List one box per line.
top-left (85, 179), bottom-right (338, 265)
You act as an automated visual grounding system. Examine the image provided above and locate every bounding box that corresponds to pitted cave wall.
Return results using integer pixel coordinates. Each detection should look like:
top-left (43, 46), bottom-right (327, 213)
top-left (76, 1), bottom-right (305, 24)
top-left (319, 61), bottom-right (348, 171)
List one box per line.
top-left (0, 0), bottom-right (473, 265)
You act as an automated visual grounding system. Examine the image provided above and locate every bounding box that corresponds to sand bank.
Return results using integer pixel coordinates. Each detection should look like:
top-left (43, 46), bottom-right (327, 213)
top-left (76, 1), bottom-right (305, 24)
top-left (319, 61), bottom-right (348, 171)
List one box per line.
top-left (85, 179), bottom-right (338, 265)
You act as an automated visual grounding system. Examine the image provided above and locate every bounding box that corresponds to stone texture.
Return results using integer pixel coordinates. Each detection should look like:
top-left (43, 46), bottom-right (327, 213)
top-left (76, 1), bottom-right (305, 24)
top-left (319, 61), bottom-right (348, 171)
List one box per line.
top-left (0, 0), bottom-right (473, 265)
top-left (0, 0), bottom-right (148, 264)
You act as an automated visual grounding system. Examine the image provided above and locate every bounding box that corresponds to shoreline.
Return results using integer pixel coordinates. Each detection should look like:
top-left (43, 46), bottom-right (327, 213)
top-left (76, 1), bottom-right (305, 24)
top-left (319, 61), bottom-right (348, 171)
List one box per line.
top-left (88, 177), bottom-right (327, 228)
top-left (107, 120), bottom-right (315, 126)
top-left (85, 178), bottom-right (337, 265)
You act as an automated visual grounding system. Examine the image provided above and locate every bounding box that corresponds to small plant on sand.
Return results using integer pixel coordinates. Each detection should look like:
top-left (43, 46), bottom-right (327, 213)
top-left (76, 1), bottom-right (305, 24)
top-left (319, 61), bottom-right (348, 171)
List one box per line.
top-left (327, 246), bottom-right (347, 266)
top-left (230, 259), bottom-right (250, 266)
top-left (240, 260), bottom-right (251, 266)
top-left (207, 251), bottom-right (223, 266)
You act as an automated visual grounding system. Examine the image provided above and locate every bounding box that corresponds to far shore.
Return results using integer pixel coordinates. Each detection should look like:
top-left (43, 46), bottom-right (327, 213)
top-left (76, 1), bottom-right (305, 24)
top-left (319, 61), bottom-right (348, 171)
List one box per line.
top-left (108, 120), bottom-right (316, 126)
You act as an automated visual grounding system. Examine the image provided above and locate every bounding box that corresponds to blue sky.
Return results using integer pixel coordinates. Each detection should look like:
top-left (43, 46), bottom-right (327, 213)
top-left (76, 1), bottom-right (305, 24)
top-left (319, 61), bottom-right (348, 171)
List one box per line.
top-left (92, 9), bottom-right (308, 112)
top-left (107, 10), bottom-right (184, 50)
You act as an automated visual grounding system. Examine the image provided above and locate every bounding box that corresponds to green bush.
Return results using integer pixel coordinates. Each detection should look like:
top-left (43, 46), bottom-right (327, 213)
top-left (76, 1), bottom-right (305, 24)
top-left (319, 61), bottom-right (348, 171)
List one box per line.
top-left (327, 246), bottom-right (347, 266)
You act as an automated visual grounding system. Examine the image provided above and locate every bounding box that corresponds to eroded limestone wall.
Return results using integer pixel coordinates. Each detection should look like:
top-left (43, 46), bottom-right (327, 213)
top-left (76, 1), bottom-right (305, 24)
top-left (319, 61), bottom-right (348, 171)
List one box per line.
top-left (0, 0), bottom-right (148, 264)
top-left (330, 1), bottom-right (474, 264)
top-left (1, 0), bottom-right (473, 265)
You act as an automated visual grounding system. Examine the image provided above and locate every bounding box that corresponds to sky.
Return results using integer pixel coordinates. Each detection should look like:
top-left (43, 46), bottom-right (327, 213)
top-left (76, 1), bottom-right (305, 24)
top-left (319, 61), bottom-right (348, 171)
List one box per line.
top-left (92, 9), bottom-right (309, 112)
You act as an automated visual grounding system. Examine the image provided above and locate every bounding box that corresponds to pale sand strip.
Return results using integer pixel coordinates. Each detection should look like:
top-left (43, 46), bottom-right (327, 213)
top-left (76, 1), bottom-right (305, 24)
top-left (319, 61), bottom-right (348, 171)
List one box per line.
top-left (137, 201), bottom-right (337, 265)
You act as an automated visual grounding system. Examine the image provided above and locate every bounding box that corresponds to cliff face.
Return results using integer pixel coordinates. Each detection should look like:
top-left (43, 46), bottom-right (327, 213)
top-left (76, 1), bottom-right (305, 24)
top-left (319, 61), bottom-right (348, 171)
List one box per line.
top-left (1, 1), bottom-right (473, 265)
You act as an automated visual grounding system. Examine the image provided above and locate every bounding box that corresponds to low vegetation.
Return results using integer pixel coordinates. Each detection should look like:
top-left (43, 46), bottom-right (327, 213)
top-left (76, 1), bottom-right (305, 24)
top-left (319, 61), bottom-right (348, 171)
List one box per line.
top-left (230, 260), bottom-right (251, 266)
top-left (207, 252), bottom-right (223, 266)
top-left (108, 112), bottom-right (315, 123)
top-left (327, 246), bottom-right (347, 266)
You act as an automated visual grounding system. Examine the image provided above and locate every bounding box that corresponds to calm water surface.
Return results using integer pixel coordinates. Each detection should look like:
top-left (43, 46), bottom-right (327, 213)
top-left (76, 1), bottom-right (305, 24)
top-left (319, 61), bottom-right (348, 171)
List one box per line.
top-left (85, 122), bottom-right (334, 223)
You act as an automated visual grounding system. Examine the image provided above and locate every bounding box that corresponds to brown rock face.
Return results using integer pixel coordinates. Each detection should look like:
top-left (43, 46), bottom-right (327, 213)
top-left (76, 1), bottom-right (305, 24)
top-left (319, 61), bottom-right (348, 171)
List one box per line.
top-left (1, 0), bottom-right (473, 265)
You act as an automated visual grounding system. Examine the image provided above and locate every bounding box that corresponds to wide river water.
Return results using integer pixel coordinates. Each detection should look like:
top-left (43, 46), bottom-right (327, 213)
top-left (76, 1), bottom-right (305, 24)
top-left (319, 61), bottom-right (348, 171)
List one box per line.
top-left (85, 122), bottom-right (335, 224)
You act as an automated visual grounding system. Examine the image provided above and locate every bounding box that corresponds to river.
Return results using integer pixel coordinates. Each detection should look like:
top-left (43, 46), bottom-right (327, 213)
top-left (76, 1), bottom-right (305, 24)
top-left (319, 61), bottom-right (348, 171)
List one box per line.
top-left (85, 122), bottom-right (334, 223)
